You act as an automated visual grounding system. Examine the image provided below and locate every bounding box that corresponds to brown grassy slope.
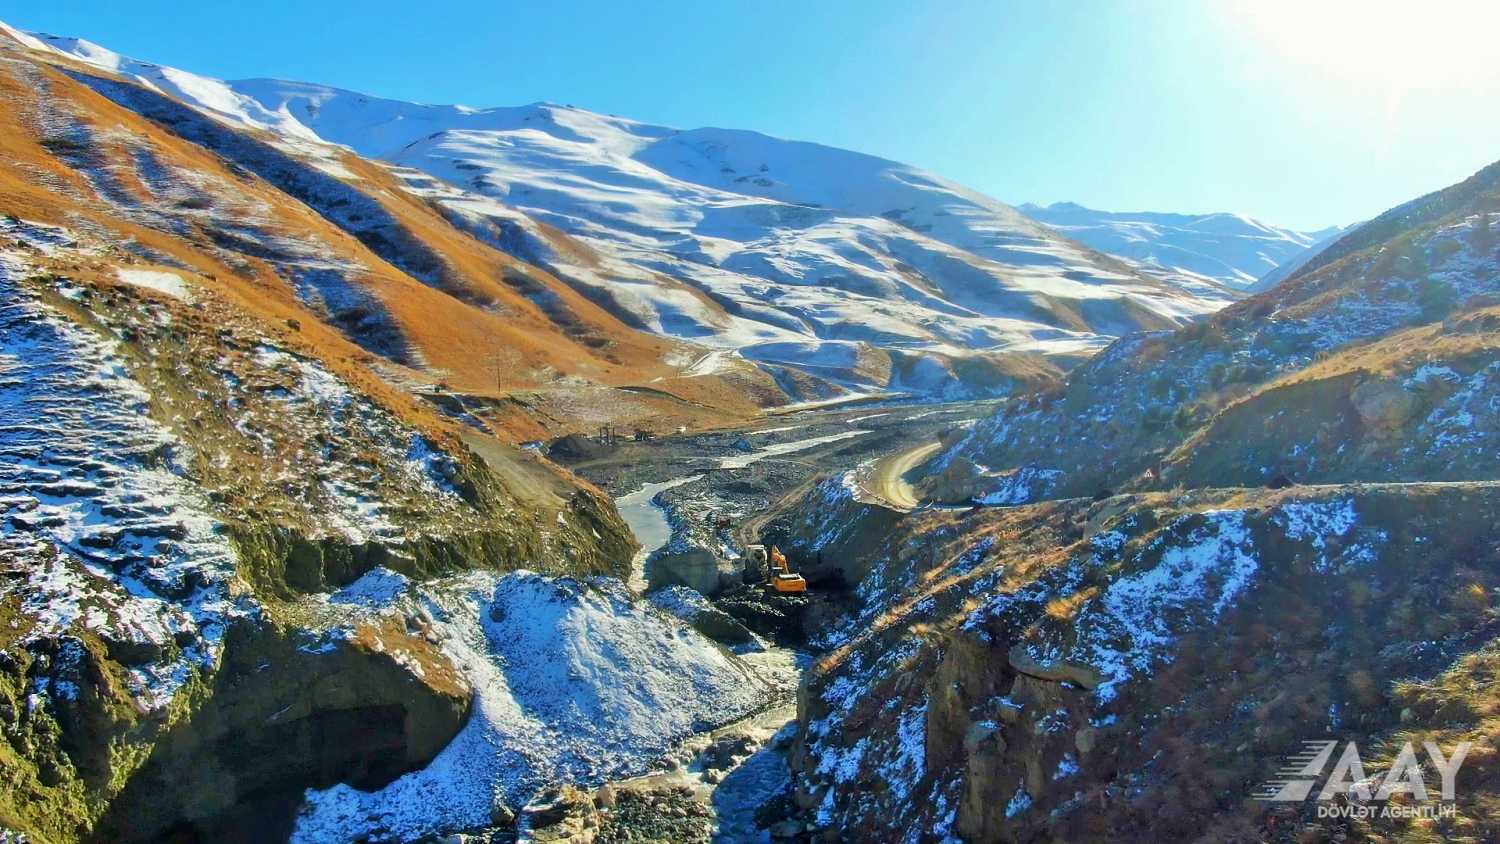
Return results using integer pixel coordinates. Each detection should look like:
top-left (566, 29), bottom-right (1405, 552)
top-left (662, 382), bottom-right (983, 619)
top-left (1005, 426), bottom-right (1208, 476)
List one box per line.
top-left (0, 30), bottom-right (771, 437)
top-left (0, 31), bottom-right (651, 578)
top-left (925, 159), bottom-right (1500, 501)
top-left (780, 480), bottom-right (1500, 843)
top-left (1160, 305), bottom-right (1500, 488)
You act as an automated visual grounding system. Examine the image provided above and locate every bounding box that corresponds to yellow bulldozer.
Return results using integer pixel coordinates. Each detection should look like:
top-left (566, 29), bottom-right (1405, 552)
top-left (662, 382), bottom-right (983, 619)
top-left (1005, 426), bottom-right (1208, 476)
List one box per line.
top-left (745, 544), bottom-right (807, 594)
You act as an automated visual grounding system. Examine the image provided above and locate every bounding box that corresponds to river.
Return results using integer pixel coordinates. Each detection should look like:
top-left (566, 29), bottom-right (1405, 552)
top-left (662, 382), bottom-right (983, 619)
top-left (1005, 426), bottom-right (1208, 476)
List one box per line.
top-left (614, 429), bottom-right (872, 590)
top-left (609, 430), bottom-right (863, 841)
top-left (616, 474), bottom-right (705, 592)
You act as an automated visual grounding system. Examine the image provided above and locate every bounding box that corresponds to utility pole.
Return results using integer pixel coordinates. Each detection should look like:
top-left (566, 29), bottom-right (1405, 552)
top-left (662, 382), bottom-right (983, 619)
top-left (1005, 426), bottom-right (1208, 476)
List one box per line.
top-left (485, 345), bottom-right (519, 391)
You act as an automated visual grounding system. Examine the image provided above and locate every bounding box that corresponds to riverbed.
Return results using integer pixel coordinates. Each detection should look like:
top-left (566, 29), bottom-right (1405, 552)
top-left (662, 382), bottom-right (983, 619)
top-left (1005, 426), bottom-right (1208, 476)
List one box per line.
top-left (616, 474), bottom-right (705, 592)
top-left (613, 428), bottom-right (878, 591)
top-left (582, 400), bottom-right (996, 839)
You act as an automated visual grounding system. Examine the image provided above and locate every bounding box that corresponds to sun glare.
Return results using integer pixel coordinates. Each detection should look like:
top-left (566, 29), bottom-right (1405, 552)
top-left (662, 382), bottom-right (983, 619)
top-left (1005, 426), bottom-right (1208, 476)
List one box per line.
top-left (1228, 0), bottom-right (1500, 88)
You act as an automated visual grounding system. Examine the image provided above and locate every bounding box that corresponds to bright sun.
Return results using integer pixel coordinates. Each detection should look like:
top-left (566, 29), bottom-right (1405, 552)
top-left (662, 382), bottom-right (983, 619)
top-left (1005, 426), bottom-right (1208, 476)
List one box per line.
top-left (1227, 0), bottom-right (1500, 88)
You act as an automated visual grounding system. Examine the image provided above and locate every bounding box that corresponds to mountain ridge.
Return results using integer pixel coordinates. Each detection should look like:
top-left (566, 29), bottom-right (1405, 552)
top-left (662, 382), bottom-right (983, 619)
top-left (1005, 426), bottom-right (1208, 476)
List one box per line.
top-left (25, 27), bottom-right (1229, 401)
top-left (774, 154), bottom-right (1500, 842)
top-left (1020, 199), bottom-right (1346, 293)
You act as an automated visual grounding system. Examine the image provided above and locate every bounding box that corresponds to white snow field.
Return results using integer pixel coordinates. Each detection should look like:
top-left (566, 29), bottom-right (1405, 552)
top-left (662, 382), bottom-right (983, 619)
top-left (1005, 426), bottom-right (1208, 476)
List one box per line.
top-left (1020, 201), bottom-right (1346, 294)
top-left (293, 569), bottom-right (773, 842)
top-left (115, 267), bottom-right (191, 300)
top-left (29, 30), bottom-right (1227, 397)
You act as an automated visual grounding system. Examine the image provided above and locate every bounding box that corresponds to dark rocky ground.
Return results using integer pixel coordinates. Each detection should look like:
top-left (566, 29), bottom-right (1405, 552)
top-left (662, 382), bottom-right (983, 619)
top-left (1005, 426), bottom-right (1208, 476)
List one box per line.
top-left (551, 400), bottom-right (997, 498)
top-left (528, 401), bottom-right (1001, 842)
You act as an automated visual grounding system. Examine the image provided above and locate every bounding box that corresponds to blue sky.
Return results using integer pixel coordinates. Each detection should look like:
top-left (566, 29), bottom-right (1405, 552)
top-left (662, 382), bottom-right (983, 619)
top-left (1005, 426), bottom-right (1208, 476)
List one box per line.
top-left (9, 1), bottom-right (1500, 230)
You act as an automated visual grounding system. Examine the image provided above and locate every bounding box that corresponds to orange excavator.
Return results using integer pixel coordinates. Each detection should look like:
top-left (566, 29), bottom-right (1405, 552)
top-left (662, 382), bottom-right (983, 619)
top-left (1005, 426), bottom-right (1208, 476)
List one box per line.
top-left (745, 544), bottom-right (807, 593)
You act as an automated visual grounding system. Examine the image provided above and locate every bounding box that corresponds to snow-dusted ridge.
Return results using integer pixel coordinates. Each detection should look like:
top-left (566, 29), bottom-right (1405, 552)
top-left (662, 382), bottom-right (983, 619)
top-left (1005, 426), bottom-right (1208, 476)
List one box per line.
top-left (1020, 201), bottom-right (1346, 293)
top-left (20, 26), bottom-right (1231, 398)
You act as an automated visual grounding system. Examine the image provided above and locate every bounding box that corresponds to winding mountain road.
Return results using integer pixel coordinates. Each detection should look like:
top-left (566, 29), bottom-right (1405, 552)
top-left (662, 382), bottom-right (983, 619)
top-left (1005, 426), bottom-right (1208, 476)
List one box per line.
top-left (863, 440), bottom-right (943, 511)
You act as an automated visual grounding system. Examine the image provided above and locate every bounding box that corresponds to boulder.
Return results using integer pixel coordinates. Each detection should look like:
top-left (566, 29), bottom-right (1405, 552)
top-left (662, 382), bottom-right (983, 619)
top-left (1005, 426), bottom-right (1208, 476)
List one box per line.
top-left (690, 606), bottom-right (757, 646)
top-left (770, 819), bottom-right (805, 839)
top-left (702, 733), bottom-right (758, 770)
top-left (1351, 378), bottom-right (1418, 432)
top-left (526, 786), bottom-right (598, 843)
top-left (1074, 726), bottom-right (1096, 755)
top-left (926, 455), bottom-right (984, 504)
top-left (489, 799), bottom-right (516, 828)
top-left (648, 547), bottom-right (724, 596)
top-left (1007, 645), bottom-right (1102, 690)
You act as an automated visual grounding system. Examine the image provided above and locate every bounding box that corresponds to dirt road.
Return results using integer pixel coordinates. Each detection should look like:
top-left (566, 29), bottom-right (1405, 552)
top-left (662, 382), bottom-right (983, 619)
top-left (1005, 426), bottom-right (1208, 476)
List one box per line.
top-left (863, 440), bottom-right (943, 511)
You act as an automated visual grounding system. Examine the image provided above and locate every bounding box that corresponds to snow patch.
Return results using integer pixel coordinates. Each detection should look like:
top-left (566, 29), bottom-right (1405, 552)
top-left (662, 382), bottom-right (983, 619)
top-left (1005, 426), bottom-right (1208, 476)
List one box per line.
top-left (115, 268), bottom-right (190, 300)
top-left (1072, 510), bottom-right (1258, 702)
top-left (293, 572), bottom-right (771, 842)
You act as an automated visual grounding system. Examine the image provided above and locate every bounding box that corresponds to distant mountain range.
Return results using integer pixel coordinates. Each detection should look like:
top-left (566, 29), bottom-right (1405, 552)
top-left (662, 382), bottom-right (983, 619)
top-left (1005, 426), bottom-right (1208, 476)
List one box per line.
top-left (1019, 201), bottom-right (1347, 294)
top-left (22, 28), bottom-right (1357, 399)
top-left (23, 28), bottom-right (1239, 399)
top-left (792, 155), bottom-right (1500, 844)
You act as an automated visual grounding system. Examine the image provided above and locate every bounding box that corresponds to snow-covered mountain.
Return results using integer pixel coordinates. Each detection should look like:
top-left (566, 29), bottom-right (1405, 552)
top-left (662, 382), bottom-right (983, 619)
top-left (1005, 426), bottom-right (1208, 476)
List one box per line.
top-left (1245, 223), bottom-right (1354, 292)
top-left (776, 160), bottom-right (1500, 843)
top-left (27, 31), bottom-right (1227, 397)
top-left (1019, 201), bottom-right (1345, 293)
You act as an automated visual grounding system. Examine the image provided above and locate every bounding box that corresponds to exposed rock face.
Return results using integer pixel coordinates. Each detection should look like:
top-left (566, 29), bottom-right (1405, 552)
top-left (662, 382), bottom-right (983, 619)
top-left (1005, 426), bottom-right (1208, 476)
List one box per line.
top-left (1005, 645), bottom-right (1101, 690)
top-left (713, 589), bottom-right (816, 646)
top-left (1350, 376), bottom-right (1419, 432)
top-left (932, 636), bottom-right (1091, 843)
top-left (648, 547), bottom-right (726, 596)
top-left (92, 623), bottom-right (471, 842)
top-left (775, 477), bottom-right (901, 587)
top-left (782, 482), bottom-right (1500, 841)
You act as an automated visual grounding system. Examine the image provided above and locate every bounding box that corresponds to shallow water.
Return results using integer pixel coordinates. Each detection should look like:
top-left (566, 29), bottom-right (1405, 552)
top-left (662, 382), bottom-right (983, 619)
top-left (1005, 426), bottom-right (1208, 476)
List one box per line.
top-left (614, 429), bottom-right (869, 589)
top-left (716, 429), bottom-right (871, 470)
top-left (616, 474), bottom-right (704, 591)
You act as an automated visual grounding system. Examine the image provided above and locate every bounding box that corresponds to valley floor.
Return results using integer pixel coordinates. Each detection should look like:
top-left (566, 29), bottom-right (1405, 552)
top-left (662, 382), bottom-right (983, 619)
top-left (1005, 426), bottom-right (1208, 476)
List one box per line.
top-left (507, 400), bottom-right (995, 842)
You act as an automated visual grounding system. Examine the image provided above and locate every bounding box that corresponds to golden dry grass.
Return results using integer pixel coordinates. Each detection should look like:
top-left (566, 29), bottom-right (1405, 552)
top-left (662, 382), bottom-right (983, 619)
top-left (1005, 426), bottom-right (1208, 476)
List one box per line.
top-left (0, 38), bottom-right (770, 443)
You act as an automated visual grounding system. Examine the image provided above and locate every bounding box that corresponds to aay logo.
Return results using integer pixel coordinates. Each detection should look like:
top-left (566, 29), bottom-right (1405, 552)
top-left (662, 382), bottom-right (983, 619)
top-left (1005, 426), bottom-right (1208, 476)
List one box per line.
top-left (1257, 740), bottom-right (1470, 815)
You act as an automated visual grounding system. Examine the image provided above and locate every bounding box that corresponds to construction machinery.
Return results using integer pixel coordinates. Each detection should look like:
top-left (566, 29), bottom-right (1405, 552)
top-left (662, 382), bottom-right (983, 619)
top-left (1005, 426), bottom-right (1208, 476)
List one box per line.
top-left (744, 544), bottom-right (807, 594)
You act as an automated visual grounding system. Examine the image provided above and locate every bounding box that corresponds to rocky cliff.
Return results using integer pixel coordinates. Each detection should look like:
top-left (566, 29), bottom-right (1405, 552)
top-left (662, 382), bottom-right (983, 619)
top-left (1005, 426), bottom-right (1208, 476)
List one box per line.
top-left (0, 27), bottom-right (776, 842)
top-left (770, 160), bottom-right (1500, 842)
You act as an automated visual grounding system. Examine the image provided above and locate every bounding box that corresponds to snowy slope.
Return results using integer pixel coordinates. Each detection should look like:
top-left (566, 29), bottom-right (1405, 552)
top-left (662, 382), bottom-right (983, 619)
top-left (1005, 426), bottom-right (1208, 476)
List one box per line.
top-left (26, 29), bottom-right (1228, 395)
top-left (1246, 223), bottom-right (1356, 292)
top-left (1020, 201), bottom-right (1344, 293)
top-left (293, 570), bottom-right (773, 842)
top-left (0, 249), bottom-right (250, 715)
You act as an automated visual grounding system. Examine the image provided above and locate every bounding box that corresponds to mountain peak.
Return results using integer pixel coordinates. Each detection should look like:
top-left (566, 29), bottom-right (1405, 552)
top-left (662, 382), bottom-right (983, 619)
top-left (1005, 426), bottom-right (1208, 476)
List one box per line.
top-left (1019, 200), bottom-right (1344, 290)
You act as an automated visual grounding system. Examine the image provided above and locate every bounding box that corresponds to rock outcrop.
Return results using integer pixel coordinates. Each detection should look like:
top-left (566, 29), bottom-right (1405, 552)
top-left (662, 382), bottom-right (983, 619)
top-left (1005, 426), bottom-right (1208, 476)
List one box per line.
top-left (785, 484), bottom-right (1500, 841)
top-left (647, 547), bottom-right (727, 597)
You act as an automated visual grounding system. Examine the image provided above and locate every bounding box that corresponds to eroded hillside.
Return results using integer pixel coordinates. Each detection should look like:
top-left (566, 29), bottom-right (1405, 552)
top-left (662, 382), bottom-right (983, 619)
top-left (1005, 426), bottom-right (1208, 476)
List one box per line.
top-left (763, 160), bottom-right (1500, 842)
top-left (776, 480), bottom-right (1500, 842)
top-left (925, 160), bottom-right (1500, 506)
top-left (0, 27), bottom-right (779, 842)
top-left (21, 26), bottom-right (1235, 401)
